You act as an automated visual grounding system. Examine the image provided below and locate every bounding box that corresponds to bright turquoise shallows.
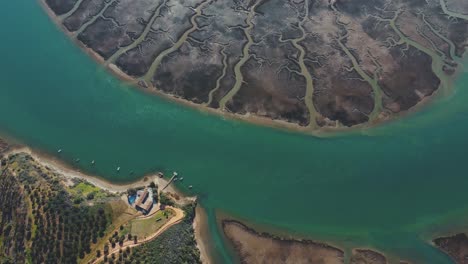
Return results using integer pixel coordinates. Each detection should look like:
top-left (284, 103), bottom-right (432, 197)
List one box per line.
top-left (2, 1), bottom-right (468, 263)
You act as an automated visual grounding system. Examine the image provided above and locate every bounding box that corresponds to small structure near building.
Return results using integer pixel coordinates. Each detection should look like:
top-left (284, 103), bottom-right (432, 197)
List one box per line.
top-left (134, 188), bottom-right (154, 214)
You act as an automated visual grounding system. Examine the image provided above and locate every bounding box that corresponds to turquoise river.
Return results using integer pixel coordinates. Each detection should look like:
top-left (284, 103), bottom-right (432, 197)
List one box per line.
top-left (2, 1), bottom-right (468, 263)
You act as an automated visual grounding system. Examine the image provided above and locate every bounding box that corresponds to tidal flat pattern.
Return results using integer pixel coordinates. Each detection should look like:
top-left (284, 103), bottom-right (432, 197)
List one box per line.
top-left (44, 0), bottom-right (468, 129)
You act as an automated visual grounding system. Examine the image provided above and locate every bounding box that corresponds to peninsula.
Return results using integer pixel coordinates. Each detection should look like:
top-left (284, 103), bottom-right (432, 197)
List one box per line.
top-left (0, 140), bottom-right (203, 264)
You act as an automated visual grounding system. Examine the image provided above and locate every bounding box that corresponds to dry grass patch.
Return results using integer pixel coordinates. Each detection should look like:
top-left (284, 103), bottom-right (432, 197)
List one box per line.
top-left (130, 209), bottom-right (175, 239)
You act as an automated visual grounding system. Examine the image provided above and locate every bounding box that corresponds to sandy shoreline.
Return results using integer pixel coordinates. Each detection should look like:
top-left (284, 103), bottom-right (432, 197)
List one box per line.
top-left (4, 146), bottom-right (179, 195)
top-left (20, 3), bottom-right (468, 263)
top-left (2, 143), bottom-right (212, 263)
top-left (36, 0), bottom-right (467, 138)
top-left (194, 205), bottom-right (214, 264)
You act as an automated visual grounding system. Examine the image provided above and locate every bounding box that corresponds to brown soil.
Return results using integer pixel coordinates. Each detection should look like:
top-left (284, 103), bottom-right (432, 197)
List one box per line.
top-left (0, 138), bottom-right (9, 154)
top-left (350, 249), bottom-right (387, 264)
top-left (40, 0), bottom-right (468, 132)
top-left (434, 233), bottom-right (468, 264)
top-left (222, 220), bottom-right (345, 264)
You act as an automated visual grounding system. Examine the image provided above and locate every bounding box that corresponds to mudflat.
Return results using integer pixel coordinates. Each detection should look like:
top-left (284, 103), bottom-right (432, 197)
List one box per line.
top-left (41, 0), bottom-right (468, 131)
top-left (434, 233), bottom-right (468, 264)
top-left (221, 219), bottom-right (424, 264)
top-left (350, 249), bottom-right (388, 264)
top-left (222, 219), bottom-right (345, 264)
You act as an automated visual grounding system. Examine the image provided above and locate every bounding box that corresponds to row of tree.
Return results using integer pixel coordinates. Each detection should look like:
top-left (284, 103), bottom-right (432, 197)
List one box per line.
top-left (1, 154), bottom-right (115, 264)
top-left (101, 204), bottom-right (201, 264)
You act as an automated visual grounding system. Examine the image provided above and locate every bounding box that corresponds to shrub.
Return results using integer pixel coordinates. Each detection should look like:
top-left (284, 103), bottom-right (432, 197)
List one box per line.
top-left (86, 193), bottom-right (95, 200)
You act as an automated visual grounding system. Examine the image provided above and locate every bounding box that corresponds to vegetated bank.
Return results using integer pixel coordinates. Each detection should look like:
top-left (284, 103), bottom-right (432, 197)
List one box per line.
top-left (100, 203), bottom-right (201, 264)
top-left (0, 140), bottom-right (201, 264)
top-left (40, 0), bottom-right (468, 132)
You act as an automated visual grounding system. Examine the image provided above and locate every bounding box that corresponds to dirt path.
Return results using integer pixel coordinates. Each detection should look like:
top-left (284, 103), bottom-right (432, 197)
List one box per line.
top-left (91, 206), bottom-right (185, 264)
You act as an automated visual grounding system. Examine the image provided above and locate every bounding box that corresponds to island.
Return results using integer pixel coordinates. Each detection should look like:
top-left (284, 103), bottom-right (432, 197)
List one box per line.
top-left (40, 0), bottom-right (468, 131)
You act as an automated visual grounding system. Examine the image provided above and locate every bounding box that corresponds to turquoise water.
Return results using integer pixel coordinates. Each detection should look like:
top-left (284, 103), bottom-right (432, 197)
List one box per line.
top-left (2, 1), bottom-right (468, 263)
top-left (128, 195), bottom-right (136, 205)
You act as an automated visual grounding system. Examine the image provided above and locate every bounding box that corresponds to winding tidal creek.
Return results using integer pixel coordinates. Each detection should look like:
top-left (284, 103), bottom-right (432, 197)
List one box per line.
top-left (1, 1), bottom-right (468, 263)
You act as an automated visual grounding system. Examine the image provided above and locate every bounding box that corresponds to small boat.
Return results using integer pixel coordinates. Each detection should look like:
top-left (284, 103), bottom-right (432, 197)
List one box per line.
top-left (91, 160), bottom-right (95, 165)
top-left (117, 167), bottom-right (121, 171)
top-left (57, 149), bottom-right (62, 153)
top-left (179, 177), bottom-right (184, 181)
top-left (188, 185), bottom-right (193, 189)
top-left (75, 158), bottom-right (80, 163)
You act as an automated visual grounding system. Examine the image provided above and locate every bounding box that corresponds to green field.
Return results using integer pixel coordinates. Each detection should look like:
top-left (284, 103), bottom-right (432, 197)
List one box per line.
top-left (129, 209), bottom-right (174, 238)
top-left (68, 181), bottom-right (110, 201)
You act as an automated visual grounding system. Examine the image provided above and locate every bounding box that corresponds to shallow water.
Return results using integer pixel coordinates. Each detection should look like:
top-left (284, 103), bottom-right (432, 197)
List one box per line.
top-left (2, 1), bottom-right (468, 263)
